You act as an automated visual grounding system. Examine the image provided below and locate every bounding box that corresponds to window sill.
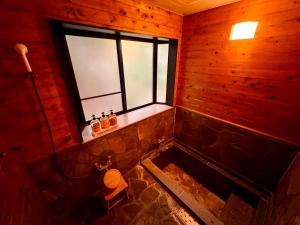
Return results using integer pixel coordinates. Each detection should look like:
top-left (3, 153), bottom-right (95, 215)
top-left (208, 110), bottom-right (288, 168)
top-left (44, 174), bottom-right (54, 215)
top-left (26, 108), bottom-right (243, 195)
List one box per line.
top-left (81, 104), bottom-right (173, 143)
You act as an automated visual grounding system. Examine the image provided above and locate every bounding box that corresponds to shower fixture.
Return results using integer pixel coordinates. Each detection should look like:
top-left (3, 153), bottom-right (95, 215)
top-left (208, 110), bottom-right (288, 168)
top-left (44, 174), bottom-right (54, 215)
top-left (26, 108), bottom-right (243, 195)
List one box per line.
top-left (14, 43), bottom-right (89, 181)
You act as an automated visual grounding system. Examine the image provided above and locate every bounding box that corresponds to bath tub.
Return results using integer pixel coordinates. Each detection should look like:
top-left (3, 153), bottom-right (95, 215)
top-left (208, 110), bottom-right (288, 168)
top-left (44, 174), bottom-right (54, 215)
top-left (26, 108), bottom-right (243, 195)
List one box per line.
top-left (142, 141), bottom-right (268, 225)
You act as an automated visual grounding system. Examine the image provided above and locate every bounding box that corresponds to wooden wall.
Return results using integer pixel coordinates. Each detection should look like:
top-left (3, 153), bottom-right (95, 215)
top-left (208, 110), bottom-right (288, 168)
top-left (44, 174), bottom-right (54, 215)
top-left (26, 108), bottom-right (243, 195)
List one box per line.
top-left (0, 1), bottom-right (182, 225)
top-left (177, 0), bottom-right (300, 145)
top-left (0, 0), bottom-right (182, 162)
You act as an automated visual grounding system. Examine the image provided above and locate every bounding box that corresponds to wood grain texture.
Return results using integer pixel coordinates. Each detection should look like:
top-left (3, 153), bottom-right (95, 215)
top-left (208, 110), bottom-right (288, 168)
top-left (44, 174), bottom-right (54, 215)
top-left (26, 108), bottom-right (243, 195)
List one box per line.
top-left (0, 0), bottom-right (182, 163)
top-left (151, 0), bottom-right (240, 15)
top-left (0, 2), bottom-right (181, 225)
top-left (176, 0), bottom-right (300, 145)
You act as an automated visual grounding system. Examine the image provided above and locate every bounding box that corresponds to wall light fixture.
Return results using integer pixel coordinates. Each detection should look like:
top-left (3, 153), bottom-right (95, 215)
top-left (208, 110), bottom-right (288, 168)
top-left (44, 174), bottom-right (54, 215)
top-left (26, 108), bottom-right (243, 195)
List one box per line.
top-left (230, 21), bottom-right (259, 40)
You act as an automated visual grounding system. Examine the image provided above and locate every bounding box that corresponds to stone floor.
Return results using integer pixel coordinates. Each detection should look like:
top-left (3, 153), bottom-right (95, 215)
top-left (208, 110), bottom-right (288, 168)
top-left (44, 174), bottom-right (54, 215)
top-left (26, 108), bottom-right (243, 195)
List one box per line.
top-left (92, 164), bottom-right (201, 225)
top-left (48, 164), bottom-right (201, 225)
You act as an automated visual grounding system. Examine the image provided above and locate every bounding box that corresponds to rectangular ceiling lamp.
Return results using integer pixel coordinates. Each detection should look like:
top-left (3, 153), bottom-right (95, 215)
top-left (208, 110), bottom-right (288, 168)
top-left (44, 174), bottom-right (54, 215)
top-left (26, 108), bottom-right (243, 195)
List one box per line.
top-left (230, 21), bottom-right (259, 40)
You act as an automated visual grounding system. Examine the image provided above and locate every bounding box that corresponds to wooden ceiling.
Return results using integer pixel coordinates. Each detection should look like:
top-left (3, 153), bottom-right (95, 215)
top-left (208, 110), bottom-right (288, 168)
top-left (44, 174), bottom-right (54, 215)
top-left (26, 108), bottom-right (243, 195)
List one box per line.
top-left (151, 0), bottom-right (240, 15)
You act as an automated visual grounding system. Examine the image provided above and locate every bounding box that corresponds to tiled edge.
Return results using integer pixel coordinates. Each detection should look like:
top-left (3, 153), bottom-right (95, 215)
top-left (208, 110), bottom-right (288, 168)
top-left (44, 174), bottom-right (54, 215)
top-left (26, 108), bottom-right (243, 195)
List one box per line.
top-left (176, 106), bottom-right (300, 147)
top-left (252, 198), bottom-right (269, 225)
top-left (82, 104), bottom-right (173, 143)
top-left (141, 158), bottom-right (224, 225)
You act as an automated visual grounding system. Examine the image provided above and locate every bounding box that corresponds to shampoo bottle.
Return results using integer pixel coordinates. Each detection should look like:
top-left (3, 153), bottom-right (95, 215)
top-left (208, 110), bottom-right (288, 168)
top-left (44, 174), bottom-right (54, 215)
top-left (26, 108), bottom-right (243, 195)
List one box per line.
top-left (90, 115), bottom-right (101, 135)
top-left (100, 112), bottom-right (110, 129)
top-left (108, 109), bottom-right (118, 126)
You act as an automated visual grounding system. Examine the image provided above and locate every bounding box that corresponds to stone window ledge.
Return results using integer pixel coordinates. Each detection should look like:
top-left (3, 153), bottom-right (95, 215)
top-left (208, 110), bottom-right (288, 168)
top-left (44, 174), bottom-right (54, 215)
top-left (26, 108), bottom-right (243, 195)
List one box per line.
top-left (82, 104), bottom-right (173, 143)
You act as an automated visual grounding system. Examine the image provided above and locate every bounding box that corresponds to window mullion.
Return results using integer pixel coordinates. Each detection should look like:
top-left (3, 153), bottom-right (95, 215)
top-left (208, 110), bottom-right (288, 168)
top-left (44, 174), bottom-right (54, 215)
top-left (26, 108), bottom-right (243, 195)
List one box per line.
top-left (153, 41), bottom-right (158, 103)
top-left (166, 40), bottom-right (177, 106)
top-left (116, 34), bottom-right (127, 112)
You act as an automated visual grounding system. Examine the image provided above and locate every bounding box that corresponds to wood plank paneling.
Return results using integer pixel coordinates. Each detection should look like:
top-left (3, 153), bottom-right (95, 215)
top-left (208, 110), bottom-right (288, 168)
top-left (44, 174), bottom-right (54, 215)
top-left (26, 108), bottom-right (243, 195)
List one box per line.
top-left (0, 0), bottom-right (182, 162)
top-left (177, 0), bottom-right (300, 145)
top-left (0, 2), bottom-right (181, 224)
top-left (150, 0), bottom-right (240, 16)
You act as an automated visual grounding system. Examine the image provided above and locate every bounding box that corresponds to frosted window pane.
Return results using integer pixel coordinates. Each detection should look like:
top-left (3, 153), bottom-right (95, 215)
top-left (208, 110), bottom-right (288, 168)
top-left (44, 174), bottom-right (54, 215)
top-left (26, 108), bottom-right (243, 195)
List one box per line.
top-left (66, 35), bottom-right (121, 98)
top-left (81, 94), bottom-right (123, 121)
top-left (121, 40), bottom-right (153, 109)
top-left (157, 44), bottom-right (169, 103)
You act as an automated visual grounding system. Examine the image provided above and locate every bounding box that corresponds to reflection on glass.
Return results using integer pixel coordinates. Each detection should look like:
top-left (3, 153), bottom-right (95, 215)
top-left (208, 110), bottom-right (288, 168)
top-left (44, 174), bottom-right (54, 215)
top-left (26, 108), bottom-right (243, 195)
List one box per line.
top-left (66, 35), bottom-right (121, 98)
top-left (121, 40), bottom-right (153, 110)
top-left (157, 44), bottom-right (169, 103)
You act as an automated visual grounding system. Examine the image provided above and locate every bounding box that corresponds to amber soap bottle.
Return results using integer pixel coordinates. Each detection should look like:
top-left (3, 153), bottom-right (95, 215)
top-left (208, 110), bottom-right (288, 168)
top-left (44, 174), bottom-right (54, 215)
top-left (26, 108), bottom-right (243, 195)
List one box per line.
top-left (108, 109), bottom-right (118, 126)
top-left (100, 112), bottom-right (110, 129)
top-left (90, 115), bottom-right (101, 135)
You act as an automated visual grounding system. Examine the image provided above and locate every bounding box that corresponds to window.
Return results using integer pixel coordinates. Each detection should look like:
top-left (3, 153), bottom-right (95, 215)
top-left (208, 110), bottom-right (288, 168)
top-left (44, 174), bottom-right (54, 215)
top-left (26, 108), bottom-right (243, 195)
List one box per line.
top-left (65, 36), bottom-right (123, 121)
top-left (52, 22), bottom-right (178, 124)
top-left (157, 44), bottom-right (169, 103)
top-left (121, 40), bottom-right (154, 109)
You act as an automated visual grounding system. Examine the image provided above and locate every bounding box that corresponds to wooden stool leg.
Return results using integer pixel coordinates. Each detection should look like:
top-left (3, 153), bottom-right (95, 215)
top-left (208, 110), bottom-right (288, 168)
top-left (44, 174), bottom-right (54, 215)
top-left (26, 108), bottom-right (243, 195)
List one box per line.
top-left (106, 201), bottom-right (110, 213)
top-left (125, 188), bottom-right (129, 200)
top-left (101, 197), bottom-right (109, 214)
top-left (101, 176), bottom-right (129, 212)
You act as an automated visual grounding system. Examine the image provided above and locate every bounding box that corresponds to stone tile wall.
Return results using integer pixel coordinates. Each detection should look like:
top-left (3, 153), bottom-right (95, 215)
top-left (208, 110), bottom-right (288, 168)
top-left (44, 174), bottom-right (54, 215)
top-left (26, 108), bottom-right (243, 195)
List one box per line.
top-left (25, 106), bottom-right (300, 225)
top-left (27, 108), bottom-right (174, 204)
top-left (268, 153), bottom-right (300, 225)
top-left (174, 106), bottom-right (299, 192)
